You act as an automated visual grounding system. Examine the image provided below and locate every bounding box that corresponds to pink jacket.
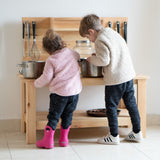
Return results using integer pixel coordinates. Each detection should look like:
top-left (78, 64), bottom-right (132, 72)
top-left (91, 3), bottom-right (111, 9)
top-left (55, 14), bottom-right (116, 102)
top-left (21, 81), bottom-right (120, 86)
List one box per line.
top-left (34, 48), bottom-right (82, 96)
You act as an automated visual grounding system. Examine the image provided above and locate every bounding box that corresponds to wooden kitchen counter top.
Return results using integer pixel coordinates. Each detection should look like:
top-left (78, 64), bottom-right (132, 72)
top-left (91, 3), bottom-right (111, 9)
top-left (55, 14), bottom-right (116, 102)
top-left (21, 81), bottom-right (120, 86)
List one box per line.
top-left (18, 74), bottom-right (149, 85)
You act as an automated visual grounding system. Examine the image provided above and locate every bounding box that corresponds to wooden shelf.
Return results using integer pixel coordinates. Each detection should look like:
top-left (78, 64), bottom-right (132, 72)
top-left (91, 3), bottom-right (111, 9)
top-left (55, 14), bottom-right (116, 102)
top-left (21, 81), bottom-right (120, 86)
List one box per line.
top-left (24, 109), bottom-right (131, 130)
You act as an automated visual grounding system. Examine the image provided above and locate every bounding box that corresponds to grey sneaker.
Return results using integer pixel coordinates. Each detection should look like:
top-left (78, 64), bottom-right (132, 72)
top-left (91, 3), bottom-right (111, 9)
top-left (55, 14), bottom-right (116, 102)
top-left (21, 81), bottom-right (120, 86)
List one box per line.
top-left (125, 131), bottom-right (143, 142)
top-left (97, 133), bottom-right (120, 145)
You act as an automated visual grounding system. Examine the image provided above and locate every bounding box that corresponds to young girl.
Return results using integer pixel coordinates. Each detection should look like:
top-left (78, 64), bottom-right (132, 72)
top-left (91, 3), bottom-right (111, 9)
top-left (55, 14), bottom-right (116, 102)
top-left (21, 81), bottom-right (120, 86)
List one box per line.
top-left (34, 29), bottom-right (82, 149)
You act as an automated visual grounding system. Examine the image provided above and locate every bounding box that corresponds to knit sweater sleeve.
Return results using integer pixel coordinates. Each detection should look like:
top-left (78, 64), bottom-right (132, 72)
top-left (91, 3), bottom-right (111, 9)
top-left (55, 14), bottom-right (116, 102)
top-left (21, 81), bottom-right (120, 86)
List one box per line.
top-left (34, 59), bottom-right (54, 88)
top-left (90, 40), bottom-right (110, 66)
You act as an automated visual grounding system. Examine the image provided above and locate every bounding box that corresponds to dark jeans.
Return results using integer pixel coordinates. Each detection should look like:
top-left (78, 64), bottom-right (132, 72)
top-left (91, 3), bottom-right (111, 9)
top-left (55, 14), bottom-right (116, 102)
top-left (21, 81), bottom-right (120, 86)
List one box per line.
top-left (47, 93), bottom-right (79, 130)
top-left (105, 79), bottom-right (141, 136)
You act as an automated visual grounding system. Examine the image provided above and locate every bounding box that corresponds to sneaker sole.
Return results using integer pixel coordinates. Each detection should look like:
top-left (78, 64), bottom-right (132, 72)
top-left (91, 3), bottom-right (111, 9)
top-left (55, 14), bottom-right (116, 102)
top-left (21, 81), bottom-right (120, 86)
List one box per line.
top-left (125, 138), bottom-right (142, 143)
top-left (97, 141), bottom-right (120, 145)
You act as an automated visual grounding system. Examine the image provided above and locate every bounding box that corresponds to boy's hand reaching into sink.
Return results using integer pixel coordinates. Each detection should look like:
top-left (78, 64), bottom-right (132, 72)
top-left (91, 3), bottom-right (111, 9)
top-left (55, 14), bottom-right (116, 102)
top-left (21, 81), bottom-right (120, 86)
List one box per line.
top-left (87, 56), bottom-right (91, 62)
top-left (87, 53), bottom-right (96, 62)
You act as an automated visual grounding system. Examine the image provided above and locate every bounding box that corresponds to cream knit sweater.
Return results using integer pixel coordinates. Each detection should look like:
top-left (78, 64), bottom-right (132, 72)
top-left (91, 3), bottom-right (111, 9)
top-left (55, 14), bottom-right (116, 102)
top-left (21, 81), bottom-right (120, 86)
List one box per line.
top-left (90, 28), bottom-right (135, 85)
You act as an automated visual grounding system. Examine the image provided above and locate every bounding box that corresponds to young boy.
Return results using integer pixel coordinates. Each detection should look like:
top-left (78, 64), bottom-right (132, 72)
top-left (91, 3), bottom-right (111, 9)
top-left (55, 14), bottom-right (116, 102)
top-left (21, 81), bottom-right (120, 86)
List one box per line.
top-left (79, 14), bottom-right (142, 145)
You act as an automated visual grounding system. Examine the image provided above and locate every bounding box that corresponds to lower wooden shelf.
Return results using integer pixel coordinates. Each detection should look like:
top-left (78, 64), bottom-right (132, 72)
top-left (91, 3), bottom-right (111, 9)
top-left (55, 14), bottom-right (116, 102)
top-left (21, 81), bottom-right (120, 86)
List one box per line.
top-left (24, 109), bottom-right (131, 130)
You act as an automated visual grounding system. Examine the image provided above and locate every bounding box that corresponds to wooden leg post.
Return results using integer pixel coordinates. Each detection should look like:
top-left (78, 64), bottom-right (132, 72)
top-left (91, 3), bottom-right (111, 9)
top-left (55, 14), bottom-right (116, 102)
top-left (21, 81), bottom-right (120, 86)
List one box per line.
top-left (137, 79), bottom-right (147, 138)
top-left (26, 81), bottom-right (36, 144)
top-left (21, 80), bottom-right (26, 133)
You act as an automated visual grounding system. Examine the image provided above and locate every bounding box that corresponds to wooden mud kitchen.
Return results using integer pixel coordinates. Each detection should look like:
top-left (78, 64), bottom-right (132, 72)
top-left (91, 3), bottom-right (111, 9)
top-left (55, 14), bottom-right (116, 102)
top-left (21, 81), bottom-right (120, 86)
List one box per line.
top-left (18, 17), bottom-right (149, 144)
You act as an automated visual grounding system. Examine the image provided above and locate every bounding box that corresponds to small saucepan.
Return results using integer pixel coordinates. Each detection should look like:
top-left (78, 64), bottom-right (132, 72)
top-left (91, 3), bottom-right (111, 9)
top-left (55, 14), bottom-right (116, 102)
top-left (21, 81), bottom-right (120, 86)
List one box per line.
top-left (78, 58), bottom-right (103, 77)
top-left (17, 61), bottom-right (45, 79)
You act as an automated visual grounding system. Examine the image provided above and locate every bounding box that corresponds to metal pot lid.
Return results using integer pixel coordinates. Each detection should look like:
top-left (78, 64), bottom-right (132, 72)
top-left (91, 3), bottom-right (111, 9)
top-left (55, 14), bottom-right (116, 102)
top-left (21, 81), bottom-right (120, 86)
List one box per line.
top-left (76, 40), bottom-right (91, 44)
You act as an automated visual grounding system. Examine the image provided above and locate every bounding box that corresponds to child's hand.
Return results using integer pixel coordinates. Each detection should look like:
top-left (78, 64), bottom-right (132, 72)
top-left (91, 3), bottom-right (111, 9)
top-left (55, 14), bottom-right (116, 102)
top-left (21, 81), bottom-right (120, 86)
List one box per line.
top-left (87, 57), bottom-right (91, 62)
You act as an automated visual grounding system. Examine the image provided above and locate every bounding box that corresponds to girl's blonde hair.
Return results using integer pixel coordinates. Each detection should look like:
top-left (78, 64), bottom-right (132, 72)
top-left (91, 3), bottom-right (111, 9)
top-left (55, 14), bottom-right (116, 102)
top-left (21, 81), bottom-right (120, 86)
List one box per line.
top-left (79, 14), bottom-right (103, 37)
top-left (43, 29), bottom-right (65, 54)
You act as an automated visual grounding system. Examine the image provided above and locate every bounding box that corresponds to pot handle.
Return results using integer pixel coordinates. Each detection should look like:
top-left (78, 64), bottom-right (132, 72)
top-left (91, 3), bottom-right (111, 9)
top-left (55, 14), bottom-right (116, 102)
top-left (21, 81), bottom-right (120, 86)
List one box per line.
top-left (16, 64), bottom-right (24, 75)
top-left (19, 69), bottom-right (23, 74)
top-left (16, 64), bottom-right (25, 67)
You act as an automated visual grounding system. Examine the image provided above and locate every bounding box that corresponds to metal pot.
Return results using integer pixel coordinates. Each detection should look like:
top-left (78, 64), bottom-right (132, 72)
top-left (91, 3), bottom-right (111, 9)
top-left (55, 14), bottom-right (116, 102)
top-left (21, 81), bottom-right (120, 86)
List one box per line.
top-left (79, 58), bottom-right (103, 77)
top-left (17, 61), bottom-right (45, 79)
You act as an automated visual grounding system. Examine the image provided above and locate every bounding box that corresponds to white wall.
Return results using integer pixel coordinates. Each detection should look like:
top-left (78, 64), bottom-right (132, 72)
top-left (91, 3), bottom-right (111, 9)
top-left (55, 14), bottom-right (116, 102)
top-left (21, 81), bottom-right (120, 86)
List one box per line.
top-left (0, 0), bottom-right (160, 119)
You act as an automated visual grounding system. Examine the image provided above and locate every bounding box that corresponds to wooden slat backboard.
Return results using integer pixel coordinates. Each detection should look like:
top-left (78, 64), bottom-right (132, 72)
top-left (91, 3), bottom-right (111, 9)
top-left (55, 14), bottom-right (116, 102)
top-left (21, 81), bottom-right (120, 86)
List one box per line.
top-left (22, 17), bottom-right (128, 61)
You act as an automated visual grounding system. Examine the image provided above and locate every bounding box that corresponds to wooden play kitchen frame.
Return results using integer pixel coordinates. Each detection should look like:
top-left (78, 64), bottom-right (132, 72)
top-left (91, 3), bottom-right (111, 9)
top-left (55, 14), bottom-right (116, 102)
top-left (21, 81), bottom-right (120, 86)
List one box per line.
top-left (18, 17), bottom-right (149, 144)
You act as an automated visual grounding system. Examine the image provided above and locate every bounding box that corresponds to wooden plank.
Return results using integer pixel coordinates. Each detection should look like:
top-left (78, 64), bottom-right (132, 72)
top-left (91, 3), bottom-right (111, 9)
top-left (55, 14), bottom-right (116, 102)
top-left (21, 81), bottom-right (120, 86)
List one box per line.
top-left (81, 77), bottom-right (104, 86)
top-left (20, 80), bottom-right (26, 133)
top-left (23, 55), bottom-right (49, 61)
top-left (80, 74), bottom-right (149, 86)
top-left (102, 17), bottom-right (128, 39)
top-left (137, 79), bottom-right (147, 138)
top-left (18, 74), bottom-right (149, 85)
top-left (22, 17), bottom-right (129, 61)
top-left (36, 109), bottom-right (131, 130)
top-left (50, 17), bottom-right (81, 30)
top-left (25, 81), bottom-right (36, 144)
top-left (22, 17), bottom-right (51, 29)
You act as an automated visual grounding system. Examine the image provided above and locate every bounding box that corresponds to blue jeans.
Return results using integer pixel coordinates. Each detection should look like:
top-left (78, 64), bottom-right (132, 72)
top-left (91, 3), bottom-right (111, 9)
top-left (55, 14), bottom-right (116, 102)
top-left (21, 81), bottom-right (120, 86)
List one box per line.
top-left (47, 93), bottom-right (79, 130)
top-left (105, 79), bottom-right (141, 136)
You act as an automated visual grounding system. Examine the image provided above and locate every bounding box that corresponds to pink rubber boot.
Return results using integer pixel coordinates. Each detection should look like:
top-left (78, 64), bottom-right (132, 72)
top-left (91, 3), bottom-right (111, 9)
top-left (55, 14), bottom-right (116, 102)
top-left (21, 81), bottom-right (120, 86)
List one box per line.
top-left (36, 126), bottom-right (55, 149)
top-left (59, 126), bottom-right (70, 147)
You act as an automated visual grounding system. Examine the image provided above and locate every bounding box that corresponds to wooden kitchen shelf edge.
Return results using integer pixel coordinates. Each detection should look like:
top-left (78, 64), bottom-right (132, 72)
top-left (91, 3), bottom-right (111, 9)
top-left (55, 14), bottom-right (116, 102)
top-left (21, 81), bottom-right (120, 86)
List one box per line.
top-left (18, 74), bottom-right (149, 85)
top-left (23, 109), bottom-right (131, 130)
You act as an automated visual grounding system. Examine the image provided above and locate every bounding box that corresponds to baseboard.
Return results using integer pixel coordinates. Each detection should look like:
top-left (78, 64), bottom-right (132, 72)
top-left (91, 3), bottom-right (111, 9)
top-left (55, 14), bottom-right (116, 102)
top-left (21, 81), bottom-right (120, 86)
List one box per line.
top-left (0, 119), bottom-right (21, 132)
top-left (0, 114), bottom-right (160, 132)
top-left (147, 114), bottom-right (160, 126)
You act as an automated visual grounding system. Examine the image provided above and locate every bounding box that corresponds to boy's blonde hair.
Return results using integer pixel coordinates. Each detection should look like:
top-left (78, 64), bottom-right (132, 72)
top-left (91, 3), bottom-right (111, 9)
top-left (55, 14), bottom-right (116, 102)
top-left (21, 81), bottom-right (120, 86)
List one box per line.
top-left (43, 29), bottom-right (65, 54)
top-left (79, 14), bottom-right (103, 37)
